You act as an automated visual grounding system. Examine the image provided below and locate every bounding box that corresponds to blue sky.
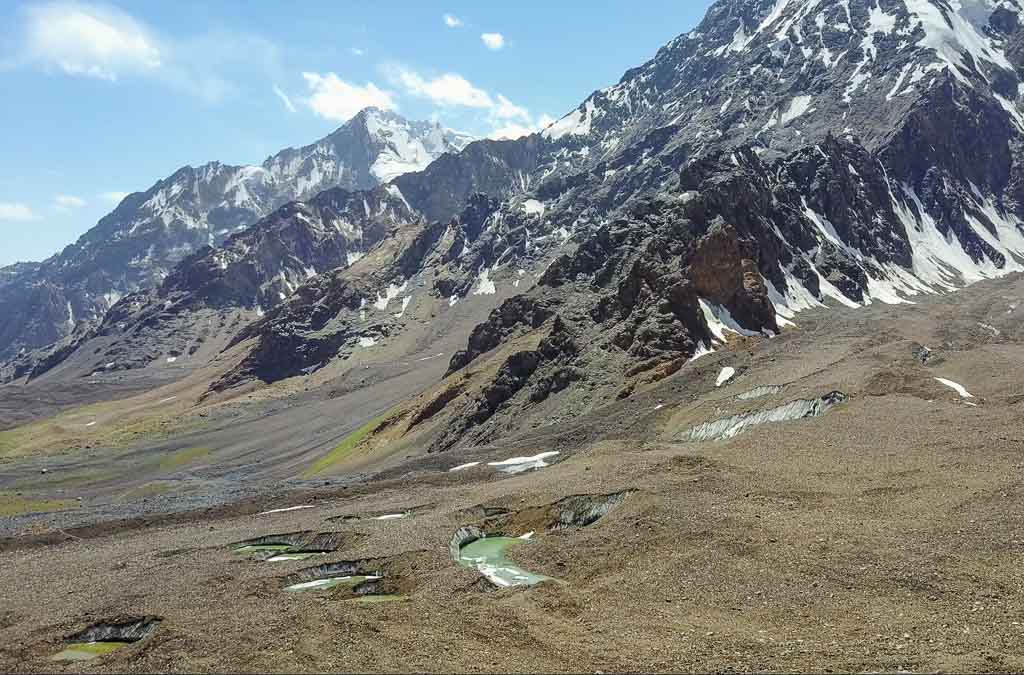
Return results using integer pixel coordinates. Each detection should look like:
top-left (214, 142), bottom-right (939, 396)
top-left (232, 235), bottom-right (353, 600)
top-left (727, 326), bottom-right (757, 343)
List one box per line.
top-left (0, 1), bottom-right (715, 266)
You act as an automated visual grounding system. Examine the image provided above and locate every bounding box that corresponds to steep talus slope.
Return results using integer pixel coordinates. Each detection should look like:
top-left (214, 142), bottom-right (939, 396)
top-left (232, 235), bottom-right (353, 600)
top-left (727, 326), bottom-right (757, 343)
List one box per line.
top-left (1, 186), bottom-right (417, 382)
top-left (207, 192), bottom-right (544, 389)
top-left (0, 109), bottom-right (471, 361)
top-left (212, 219), bottom-right (447, 388)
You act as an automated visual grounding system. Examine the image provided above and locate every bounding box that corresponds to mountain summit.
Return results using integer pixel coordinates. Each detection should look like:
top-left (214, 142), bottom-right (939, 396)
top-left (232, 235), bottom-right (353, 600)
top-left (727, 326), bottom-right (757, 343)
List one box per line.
top-left (0, 109), bottom-right (471, 361)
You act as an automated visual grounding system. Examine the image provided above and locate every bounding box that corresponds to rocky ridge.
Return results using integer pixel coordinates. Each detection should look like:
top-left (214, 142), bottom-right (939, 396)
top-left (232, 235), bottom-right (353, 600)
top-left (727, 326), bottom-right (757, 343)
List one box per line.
top-left (0, 109), bottom-right (471, 361)
top-left (7, 0), bottom-right (1024, 456)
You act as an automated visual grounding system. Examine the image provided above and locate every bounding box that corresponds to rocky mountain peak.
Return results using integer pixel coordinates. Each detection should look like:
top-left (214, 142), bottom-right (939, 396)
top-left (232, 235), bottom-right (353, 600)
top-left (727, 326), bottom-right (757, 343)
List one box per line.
top-left (0, 109), bottom-right (475, 362)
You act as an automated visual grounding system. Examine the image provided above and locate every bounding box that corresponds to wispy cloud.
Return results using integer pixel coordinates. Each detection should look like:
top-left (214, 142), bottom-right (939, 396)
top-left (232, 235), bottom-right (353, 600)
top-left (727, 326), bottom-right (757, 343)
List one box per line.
top-left (386, 66), bottom-right (493, 109)
top-left (301, 72), bottom-right (396, 122)
top-left (444, 14), bottom-right (464, 28)
top-left (385, 64), bottom-right (547, 139)
top-left (349, 47), bottom-right (365, 57)
top-left (99, 191), bottom-right (129, 205)
top-left (0, 202), bottom-right (40, 222)
top-left (273, 84), bottom-right (296, 112)
top-left (22, 2), bottom-right (161, 81)
top-left (489, 114), bottom-right (556, 140)
top-left (14, 2), bottom-right (281, 104)
top-left (481, 33), bottom-right (505, 51)
top-left (53, 194), bottom-right (87, 211)
top-left (492, 94), bottom-right (530, 122)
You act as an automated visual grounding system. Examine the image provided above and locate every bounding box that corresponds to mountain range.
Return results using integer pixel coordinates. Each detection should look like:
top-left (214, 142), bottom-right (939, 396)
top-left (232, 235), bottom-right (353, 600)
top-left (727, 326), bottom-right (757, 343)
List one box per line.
top-left (5, 0), bottom-right (1024, 454)
top-left (6, 3), bottom-right (1024, 668)
top-left (0, 108), bottom-right (472, 361)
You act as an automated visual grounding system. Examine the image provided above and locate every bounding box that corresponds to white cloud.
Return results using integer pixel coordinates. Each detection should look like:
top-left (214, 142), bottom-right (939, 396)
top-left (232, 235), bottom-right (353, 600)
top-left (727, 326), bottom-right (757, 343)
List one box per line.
top-left (349, 47), bottom-right (365, 57)
top-left (0, 203), bottom-right (40, 221)
top-left (15, 3), bottom-right (281, 105)
top-left (53, 194), bottom-right (87, 211)
top-left (273, 84), bottom-right (296, 112)
top-left (488, 124), bottom-right (536, 140)
top-left (99, 191), bottom-right (129, 205)
top-left (23, 2), bottom-right (162, 81)
top-left (301, 72), bottom-right (396, 122)
top-left (492, 94), bottom-right (530, 122)
top-left (388, 66), bottom-right (493, 108)
top-left (489, 113), bottom-right (556, 140)
top-left (385, 64), bottom-right (543, 138)
top-left (481, 33), bottom-right (505, 51)
top-left (444, 14), bottom-right (464, 28)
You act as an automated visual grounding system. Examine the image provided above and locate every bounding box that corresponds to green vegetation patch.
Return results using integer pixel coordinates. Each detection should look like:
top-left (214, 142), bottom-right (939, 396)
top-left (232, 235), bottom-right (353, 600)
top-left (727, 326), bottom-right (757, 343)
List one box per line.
top-left (119, 482), bottom-right (175, 501)
top-left (305, 415), bottom-right (388, 477)
top-left (158, 446), bottom-right (211, 471)
top-left (0, 492), bottom-right (77, 517)
top-left (0, 426), bottom-right (33, 459)
top-left (51, 641), bottom-right (130, 662)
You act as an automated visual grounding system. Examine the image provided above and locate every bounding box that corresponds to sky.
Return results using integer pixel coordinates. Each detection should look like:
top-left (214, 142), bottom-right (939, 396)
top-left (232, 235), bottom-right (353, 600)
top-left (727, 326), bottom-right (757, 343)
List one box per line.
top-left (0, 1), bottom-right (716, 267)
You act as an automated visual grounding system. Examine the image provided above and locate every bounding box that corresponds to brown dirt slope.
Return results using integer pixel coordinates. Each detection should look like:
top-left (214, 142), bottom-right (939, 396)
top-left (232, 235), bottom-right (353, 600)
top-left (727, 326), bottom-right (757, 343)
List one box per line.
top-left (0, 275), bottom-right (1022, 672)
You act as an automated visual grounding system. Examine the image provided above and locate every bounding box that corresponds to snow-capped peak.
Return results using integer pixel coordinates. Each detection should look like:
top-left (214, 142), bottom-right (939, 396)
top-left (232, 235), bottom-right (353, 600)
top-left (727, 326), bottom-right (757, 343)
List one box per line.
top-left (360, 107), bottom-right (474, 183)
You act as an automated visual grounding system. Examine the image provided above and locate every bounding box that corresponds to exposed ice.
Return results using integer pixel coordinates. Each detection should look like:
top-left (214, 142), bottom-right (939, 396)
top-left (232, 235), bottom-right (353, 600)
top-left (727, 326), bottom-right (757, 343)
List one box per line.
top-left (699, 299), bottom-right (761, 343)
top-left (522, 199), bottom-right (545, 216)
top-left (780, 95), bottom-right (812, 126)
top-left (689, 341), bottom-right (714, 361)
top-left (934, 377), bottom-right (973, 399)
top-left (258, 505), bottom-right (316, 515)
top-left (394, 295), bottom-right (412, 319)
top-left (373, 281), bottom-right (408, 311)
top-left (267, 553), bottom-right (320, 562)
top-left (685, 392), bottom-right (847, 442)
top-left (286, 577), bottom-right (347, 591)
top-left (543, 100), bottom-right (595, 140)
top-left (487, 451), bottom-right (560, 475)
top-left (473, 267), bottom-right (497, 295)
top-left (737, 385), bottom-right (783, 401)
top-left (716, 367), bottom-right (736, 387)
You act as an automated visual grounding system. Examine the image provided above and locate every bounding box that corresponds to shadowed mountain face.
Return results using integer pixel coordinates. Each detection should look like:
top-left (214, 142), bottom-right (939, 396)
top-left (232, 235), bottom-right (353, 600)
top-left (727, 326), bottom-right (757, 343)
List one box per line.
top-left (6, 0), bottom-right (1024, 455)
top-left (0, 108), bottom-right (472, 362)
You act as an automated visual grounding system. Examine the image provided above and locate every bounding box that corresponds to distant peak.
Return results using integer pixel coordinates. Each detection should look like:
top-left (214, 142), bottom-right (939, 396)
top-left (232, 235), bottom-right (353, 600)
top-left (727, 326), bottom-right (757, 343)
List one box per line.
top-left (355, 106), bottom-right (403, 122)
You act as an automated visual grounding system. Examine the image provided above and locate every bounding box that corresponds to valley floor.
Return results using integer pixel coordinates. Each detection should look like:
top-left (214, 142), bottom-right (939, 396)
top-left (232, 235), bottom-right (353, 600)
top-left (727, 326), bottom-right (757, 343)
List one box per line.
top-left (1, 275), bottom-right (1024, 672)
